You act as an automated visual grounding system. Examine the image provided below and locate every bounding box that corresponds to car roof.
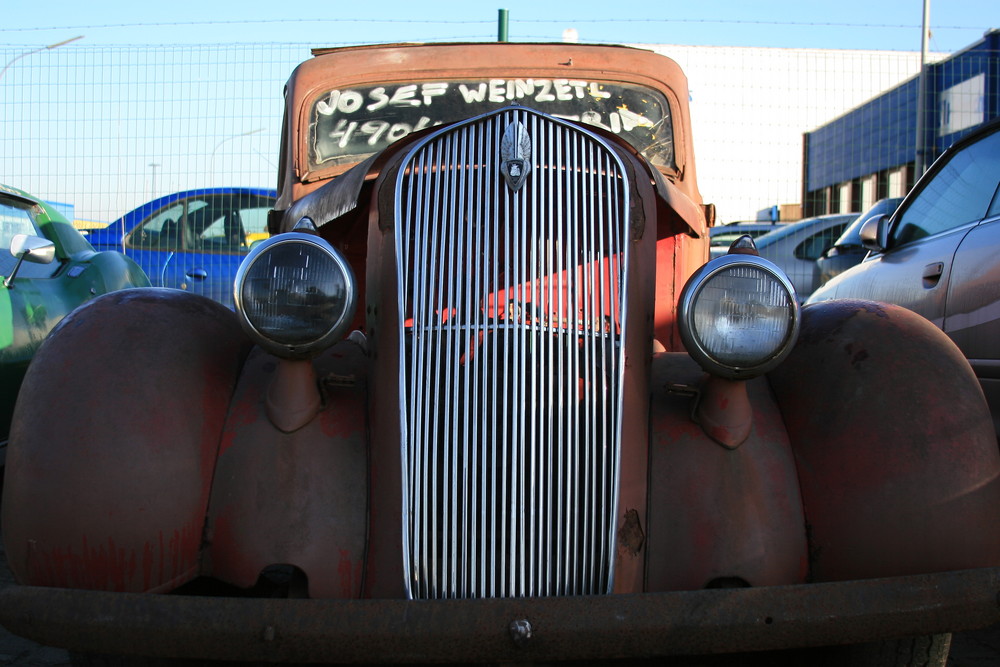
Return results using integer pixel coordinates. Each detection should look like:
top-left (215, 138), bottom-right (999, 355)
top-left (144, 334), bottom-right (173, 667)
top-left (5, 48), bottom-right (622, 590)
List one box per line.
top-left (709, 222), bottom-right (788, 237)
top-left (753, 213), bottom-right (857, 247)
top-left (114, 187), bottom-right (277, 222)
top-left (0, 183), bottom-right (94, 256)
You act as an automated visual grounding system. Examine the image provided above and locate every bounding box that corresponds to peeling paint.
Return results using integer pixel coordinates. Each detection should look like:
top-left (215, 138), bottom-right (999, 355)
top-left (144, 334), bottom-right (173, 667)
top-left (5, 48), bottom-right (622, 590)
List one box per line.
top-left (617, 509), bottom-right (645, 557)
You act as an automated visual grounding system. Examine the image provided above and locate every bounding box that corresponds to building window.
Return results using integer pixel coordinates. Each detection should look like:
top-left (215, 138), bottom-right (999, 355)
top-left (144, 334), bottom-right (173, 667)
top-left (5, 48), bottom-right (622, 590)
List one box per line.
top-left (888, 166), bottom-right (907, 198)
top-left (860, 174), bottom-right (877, 212)
top-left (837, 182), bottom-right (852, 214)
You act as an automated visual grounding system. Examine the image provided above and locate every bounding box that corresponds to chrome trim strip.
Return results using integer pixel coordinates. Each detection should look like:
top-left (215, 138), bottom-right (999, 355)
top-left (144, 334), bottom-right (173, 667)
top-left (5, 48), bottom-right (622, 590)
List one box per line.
top-left (395, 106), bottom-right (630, 599)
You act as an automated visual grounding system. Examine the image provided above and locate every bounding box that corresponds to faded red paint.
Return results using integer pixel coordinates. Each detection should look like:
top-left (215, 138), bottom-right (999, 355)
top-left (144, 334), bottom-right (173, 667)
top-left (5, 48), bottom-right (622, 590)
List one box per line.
top-left (649, 393), bottom-right (704, 444)
top-left (337, 549), bottom-right (364, 598)
top-left (319, 396), bottom-right (366, 440)
top-left (646, 353), bottom-right (807, 591)
top-left (771, 301), bottom-right (1000, 581)
top-left (205, 510), bottom-right (256, 588)
top-left (217, 387), bottom-right (262, 458)
top-left (26, 525), bottom-right (200, 593)
top-left (200, 362), bottom-right (243, 472)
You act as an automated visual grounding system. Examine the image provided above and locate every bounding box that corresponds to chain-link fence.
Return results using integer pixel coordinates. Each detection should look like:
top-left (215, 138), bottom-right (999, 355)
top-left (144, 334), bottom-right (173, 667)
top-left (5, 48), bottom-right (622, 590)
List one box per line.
top-left (1, 43), bottom-right (309, 227)
top-left (1, 39), bottom-right (996, 227)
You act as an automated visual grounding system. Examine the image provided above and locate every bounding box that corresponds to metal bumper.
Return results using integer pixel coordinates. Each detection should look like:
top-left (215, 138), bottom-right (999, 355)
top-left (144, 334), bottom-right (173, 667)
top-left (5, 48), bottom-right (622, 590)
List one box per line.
top-left (2, 568), bottom-right (1000, 663)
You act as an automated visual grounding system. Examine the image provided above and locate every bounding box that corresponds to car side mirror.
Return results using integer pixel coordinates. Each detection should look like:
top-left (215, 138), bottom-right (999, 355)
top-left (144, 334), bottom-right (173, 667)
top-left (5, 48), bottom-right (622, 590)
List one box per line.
top-left (4, 234), bottom-right (56, 288)
top-left (860, 214), bottom-right (891, 253)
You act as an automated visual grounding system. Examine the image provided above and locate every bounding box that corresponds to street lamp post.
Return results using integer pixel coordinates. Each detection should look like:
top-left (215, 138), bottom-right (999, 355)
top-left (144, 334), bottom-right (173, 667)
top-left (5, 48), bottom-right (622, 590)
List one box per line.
top-left (149, 163), bottom-right (160, 200)
top-left (0, 36), bottom-right (84, 82)
top-left (914, 0), bottom-right (931, 176)
top-left (210, 128), bottom-right (265, 186)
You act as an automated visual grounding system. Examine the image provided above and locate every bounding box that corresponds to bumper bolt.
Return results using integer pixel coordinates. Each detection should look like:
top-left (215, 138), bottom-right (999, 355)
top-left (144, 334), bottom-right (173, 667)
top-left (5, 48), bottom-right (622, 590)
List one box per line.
top-left (509, 618), bottom-right (532, 648)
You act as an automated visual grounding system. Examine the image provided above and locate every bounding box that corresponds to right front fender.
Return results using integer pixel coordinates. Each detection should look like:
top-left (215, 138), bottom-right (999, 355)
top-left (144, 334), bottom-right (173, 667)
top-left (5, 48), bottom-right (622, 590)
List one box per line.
top-left (1, 288), bottom-right (252, 593)
top-left (770, 299), bottom-right (1000, 581)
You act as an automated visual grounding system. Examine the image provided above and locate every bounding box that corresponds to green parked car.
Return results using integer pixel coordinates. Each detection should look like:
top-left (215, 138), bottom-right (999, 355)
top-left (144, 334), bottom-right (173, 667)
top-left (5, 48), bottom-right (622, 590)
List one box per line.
top-left (0, 184), bottom-right (149, 464)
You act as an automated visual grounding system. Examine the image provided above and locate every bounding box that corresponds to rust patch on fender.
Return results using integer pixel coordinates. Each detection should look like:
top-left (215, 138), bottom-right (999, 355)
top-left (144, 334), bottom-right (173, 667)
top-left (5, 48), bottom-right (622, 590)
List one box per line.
top-left (844, 342), bottom-right (870, 370)
top-left (796, 299), bottom-right (892, 346)
top-left (617, 509), bottom-right (645, 557)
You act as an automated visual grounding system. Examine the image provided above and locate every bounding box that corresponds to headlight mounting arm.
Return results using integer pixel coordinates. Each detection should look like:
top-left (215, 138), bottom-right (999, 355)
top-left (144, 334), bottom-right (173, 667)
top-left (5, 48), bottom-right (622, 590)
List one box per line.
top-left (677, 248), bottom-right (800, 448)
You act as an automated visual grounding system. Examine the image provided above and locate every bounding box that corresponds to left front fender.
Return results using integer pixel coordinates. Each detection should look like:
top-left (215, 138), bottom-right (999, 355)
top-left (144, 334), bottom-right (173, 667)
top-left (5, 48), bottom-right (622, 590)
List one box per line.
top-left (1, 288), bottom-right (251, 592)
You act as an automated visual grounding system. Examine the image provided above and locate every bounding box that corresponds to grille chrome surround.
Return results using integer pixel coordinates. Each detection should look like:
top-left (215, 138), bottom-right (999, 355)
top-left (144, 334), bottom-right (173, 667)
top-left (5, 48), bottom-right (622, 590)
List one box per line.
top-left (394, 107), bottom-right (630, 599)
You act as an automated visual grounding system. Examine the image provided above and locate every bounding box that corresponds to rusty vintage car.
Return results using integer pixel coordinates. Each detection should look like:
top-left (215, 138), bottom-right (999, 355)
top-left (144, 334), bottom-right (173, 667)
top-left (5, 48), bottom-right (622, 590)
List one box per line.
top-left (3, 43), bottom-right (1000, 665)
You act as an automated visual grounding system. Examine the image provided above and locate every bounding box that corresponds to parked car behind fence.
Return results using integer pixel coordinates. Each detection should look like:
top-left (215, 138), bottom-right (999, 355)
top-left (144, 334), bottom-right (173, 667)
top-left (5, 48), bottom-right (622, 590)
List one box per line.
top-left (85, 187), bottom-right (276, 309)
top-left (709, 220), bottom-right (789, 258)
top-left (751, 213), bottom-right (857, 300)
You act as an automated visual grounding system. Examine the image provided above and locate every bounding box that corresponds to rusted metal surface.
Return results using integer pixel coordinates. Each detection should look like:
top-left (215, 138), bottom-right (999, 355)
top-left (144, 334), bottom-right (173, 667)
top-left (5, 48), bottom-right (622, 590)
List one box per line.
top-left (204, 340), bottom-right (369, 598)
top-left (646, 353), bottom-right (808, 591)
top-left (770, 299), bottom-right (1000, 581)
top-left (1, 288), bottom-right (251, 593)
top-left (276, 44), bottom-right (709, 352)
top-left (2, 568), bottom-right (1000, 662)
top-left (693, 376), bottom-right (754, 448)
top-left (278, 43), bottom-right (700, 208)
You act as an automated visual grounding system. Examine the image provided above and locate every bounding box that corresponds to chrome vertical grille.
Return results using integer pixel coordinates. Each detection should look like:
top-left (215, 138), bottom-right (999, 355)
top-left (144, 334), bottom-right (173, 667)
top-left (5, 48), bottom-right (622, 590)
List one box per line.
top-left (395, 107), bottom-right (629, 599)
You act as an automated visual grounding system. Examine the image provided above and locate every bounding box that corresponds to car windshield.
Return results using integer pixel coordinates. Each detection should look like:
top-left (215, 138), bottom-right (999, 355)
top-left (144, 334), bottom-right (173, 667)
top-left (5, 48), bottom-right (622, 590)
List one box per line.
top-left (0, 198), bottom-right (42, 244)
top-left (754, 214), bottom-right (856, 248)
top-left (0, 195), bottom-right (49, 278)
top-left (309, 78), bottom-right (674, 170)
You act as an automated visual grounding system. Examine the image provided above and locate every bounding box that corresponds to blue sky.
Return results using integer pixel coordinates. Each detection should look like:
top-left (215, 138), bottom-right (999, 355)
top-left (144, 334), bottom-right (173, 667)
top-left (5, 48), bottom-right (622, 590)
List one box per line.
top-left (1, 0), bottom-right (995, 53)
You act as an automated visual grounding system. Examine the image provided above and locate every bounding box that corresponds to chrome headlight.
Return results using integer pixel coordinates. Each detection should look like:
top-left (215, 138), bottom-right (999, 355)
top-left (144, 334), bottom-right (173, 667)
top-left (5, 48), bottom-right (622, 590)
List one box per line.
top-left (234, 232), bottom-right (356, 359)
top-left (679, 254), bottom-right (799, 379)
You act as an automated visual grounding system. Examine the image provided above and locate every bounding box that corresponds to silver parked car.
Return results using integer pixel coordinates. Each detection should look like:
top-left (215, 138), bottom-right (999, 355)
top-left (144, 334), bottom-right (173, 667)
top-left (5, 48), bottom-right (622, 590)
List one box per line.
top-left (747, 213), bottom-right (857, 300)
top-left (708, 221), bottom-right (788, 258)
top-left (808, 118), bottom-right (1000, 435)
top-left (815, 197), bottom-right (904, 288)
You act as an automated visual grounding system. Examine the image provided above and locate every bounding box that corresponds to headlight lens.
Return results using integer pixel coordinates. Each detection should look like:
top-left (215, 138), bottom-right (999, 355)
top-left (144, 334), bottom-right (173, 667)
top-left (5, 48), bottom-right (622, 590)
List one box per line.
top-left (234, 232), bottom-right (356, 358)
top-left (679, 254), bottom-right (799, 379)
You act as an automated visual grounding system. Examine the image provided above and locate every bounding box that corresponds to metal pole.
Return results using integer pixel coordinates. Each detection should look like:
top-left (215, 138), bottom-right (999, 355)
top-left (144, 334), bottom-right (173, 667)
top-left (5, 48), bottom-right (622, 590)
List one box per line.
top-left (0, 35), bottom-right (84, 81)
top-left (914, 0), bottom-right (930, 176)
top-left (498, 9), bottom-right (509, 43)
top-left (149, 163), bottom-right (160, 200)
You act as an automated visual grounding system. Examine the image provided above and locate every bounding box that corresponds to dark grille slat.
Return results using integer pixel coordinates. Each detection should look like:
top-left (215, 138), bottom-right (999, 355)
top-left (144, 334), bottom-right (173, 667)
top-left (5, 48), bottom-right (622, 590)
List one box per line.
top-left (396, 107), bottom-right (629, 600)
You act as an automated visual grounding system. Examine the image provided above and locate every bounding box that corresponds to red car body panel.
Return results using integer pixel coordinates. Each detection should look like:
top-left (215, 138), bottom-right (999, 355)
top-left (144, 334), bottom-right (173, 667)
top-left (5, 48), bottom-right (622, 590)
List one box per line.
top-left (647, 353), bottom-right (809, 591)
top-left (2, 289), bottom-right (250, 593)
top-left (7, 295), bottom-right (999, 599)
top-left (770, 299), bottom-right (1000, 581)
top-left (205, 342), bottom-right (369, 598)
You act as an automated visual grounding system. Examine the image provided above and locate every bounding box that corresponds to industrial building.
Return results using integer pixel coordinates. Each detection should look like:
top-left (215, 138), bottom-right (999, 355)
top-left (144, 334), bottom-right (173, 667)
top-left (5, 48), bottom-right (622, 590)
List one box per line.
top-left (803, 29), bottom-right (1000, 218)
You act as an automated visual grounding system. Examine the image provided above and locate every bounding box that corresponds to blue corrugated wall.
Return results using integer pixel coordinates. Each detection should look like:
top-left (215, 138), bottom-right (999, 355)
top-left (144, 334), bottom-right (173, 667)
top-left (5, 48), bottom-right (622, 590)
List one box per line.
top-left (805, 30), bottom-right (999, 194)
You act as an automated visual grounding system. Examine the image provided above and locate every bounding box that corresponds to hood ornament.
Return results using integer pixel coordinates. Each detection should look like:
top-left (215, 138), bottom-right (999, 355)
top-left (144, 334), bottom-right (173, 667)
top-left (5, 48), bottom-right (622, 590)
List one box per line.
top-left (500, 121), bottom-right (531, 191)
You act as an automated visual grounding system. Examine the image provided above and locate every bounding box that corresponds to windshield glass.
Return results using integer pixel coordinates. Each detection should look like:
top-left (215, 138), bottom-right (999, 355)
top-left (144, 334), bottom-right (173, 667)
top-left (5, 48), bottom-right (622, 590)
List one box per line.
top-left (309, 79), bottom-right (674, 170)
top-left (0, 195), bottom-right (51, 279)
